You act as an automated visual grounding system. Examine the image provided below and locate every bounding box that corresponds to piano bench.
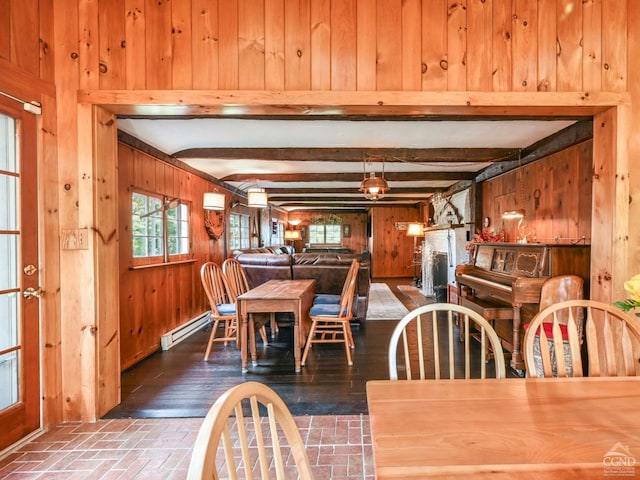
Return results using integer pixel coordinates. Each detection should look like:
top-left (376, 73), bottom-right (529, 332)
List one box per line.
top-left (459, 295), bottom-right (514, 363)
top-left (460, 295), bottom-right (514, 321)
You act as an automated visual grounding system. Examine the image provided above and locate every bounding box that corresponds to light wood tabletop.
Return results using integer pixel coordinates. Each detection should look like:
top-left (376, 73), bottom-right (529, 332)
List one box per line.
top-left (367, 377), bottom-right (640, 479)
top-left (237, 279), bottom-right (315, 373)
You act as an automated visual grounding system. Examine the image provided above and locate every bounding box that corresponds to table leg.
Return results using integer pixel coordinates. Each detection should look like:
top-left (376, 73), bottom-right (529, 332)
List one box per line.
top-left (250, 314), bottom-right (258, 366)
top-left (241, 311), bottom-right (249, 373)
top-left (510, 305), bottom-right (525, 374)
top-left (293, 311), bottom-right (301, 373)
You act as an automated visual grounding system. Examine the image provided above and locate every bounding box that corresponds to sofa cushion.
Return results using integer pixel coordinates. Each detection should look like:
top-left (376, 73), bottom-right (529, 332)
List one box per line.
top-left (234, 251), bottom-right (371, 322)
top-left (233, 253), bottom-right (293, 288)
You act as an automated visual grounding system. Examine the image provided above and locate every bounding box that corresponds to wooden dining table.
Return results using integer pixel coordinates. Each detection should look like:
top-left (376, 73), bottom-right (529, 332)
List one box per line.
top-left (367, 377), bottom-right (640, 479)
top-left (237, 279), bottom-right (315, 373)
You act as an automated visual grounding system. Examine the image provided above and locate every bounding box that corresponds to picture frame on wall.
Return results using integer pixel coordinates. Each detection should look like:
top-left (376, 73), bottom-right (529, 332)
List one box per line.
top-left (343, 224), bottom-right (351, 238)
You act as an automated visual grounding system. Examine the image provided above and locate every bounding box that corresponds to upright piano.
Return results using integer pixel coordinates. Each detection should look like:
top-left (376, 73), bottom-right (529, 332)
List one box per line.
top-left (455, 242), bottom-right (590, 373)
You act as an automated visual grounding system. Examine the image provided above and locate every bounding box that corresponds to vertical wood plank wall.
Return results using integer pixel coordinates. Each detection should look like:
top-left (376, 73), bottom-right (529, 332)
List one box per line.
top-left (1, 0), bottom-right (638, 424)
top-left (482, 141), bottom-right (593, 244)
top-left (372, 207), bottom-right (420, 278)
top-left (118, 142), bottom-right (233, 370)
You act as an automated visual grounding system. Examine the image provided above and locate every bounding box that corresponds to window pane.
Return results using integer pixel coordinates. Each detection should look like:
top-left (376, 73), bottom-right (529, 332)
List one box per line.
top-left (0, 292), bottom-right (18, 351)
top-left (0, 175), bottom-right (17, 230)
top-left (168, 237), bottom-right (177, 254)
top-left (167, 218), bottom-right (177, 237)
top-left (132, 193), bottom-right (146, 215)
top-left (149, 237), bottom-right (163, 256)
top-left (0, 350), bottom-right (19, 410)
top-left (167, 204), bottom-right (189, 255)
top-left (149, 217), bottom-right (161, 236)
top-left (326, 225), bottom-right (342, 244)
top-left (133, 236), bottom-right (147, 257)
top-left (229, 213), bottom-right (250, 250)
top-left (0, 234), bottom-right (17, 290)
top-left (179, 219), bottom-right (189, 237)
top-left (309, 225), bottom-right (324, 244)
top-left (0, 115), bottom-right (16, 172)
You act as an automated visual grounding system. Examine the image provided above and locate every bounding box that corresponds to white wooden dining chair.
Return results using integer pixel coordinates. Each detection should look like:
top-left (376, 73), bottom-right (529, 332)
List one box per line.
top-left (523, 299), bottom-right (640, 378)
top-left (388, 303), bottom-right (507, 380)
top-left (187, 381), bottom-right (315, 480)
top-left (200, 262), bottom-right (238, 361)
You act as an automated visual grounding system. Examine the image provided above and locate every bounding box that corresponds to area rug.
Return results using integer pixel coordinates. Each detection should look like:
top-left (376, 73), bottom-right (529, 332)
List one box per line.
top-left (397, 285), bottom-right (436, 307)
top-left (366, 283), bottom-right (410, 320)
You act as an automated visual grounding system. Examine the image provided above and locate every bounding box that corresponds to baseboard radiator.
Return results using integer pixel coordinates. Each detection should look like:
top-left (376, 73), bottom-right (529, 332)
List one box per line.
top-left (160, 312), bottom-right (211, 350)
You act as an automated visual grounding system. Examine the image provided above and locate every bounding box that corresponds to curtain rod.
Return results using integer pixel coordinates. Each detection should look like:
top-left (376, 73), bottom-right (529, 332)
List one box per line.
top-left (0, 90), bottom-right (41, 115)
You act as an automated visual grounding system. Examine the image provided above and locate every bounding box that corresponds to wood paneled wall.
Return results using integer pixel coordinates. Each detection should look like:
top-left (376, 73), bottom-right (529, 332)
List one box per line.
top-left (2, 0), bottom-right (638, 425)
top-left (286, 211), bottom-right (369, 254)
top-left (35, 0), bottom-right (627, 94)
top-left (371, 206), bottom-right (421, 278)
top-left (118, 142), bottom-right (238, 369)
top-left (482, 140), bottom-right (593, 244)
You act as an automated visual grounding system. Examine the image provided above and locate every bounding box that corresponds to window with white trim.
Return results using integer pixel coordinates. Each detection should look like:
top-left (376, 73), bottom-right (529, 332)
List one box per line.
top-left (132, 191), bottom-right (190, 262)
top-left (229, 213), bottom-right (250, 250)
top-left (309, 223), bottom-right (342, 245)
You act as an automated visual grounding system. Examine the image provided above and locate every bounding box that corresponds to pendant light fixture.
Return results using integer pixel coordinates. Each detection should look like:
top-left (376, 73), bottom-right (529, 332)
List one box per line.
top-left (203, 191), bottom-right (225, 211)
top-left (247, 186), bottom-right (268, 208)
top-left (359, 155), bottom-right (390, 201)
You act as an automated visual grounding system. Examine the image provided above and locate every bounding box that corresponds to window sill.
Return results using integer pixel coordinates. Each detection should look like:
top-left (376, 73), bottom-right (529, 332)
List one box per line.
top-left (129, 259), bottom-right (197, 270)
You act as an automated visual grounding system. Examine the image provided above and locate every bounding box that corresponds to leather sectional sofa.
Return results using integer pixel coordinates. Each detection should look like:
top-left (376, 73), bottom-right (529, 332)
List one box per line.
top-left (234, 249), bottom-right (371, 323)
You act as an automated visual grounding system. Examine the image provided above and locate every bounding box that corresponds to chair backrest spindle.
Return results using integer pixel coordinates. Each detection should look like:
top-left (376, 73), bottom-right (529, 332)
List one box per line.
top-left (389, 303), bottom-right (506, 380)
top-left (524, 299), bottom-right (640, 378)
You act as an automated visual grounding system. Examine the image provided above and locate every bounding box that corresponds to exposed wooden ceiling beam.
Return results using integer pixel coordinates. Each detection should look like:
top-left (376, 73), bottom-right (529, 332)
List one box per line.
top-left (274, 200), bottom-right (424, 207)
top-left (175, 147), bottom-right (519, 162)
top-left (474, 119), bottom-right (593, 182)
top-left (223, 171), bottom-right (474, 182)
top-left (266, 187), bottom-right (439, 194)
top-left (268, 195), bottom-right (430, 202)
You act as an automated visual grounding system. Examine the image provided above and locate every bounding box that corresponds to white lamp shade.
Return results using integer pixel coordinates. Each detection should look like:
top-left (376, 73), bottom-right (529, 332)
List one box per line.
top-left (406, 222), bottom-right (425, 237)
top-left (284, 229), bottom-right (302, 240)
top-left (247, 187), bottom-right (268, 208)
top-left (203, 192), bottom-right (225, 210)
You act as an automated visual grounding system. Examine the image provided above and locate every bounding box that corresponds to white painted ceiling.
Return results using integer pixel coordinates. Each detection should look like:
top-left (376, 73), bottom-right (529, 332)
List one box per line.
top-left (117, 117), bottom-right (577, 210)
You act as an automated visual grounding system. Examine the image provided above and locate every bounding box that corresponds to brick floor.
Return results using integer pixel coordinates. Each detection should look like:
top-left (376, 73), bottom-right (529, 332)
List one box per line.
top-left (0, 415), bottom-right (373, 479)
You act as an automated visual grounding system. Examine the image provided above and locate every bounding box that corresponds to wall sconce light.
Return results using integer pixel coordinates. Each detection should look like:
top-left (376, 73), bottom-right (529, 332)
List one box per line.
top-left (247, 187), bottom-right (268, 208)
top-left (203, 191), bottom-right (225, 210)
top-left (502, 209), bottom-right (526, 220)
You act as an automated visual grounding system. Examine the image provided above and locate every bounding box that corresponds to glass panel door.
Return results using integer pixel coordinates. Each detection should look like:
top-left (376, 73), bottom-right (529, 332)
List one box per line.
top-left (0, 113), bottom-right (20, 412)
top-left (0, 96), bottom-right (40, 451)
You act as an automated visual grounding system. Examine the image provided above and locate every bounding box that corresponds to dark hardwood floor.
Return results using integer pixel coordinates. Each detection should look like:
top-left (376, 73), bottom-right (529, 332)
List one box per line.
top-left (103, 278), bottom-right (512, 419)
